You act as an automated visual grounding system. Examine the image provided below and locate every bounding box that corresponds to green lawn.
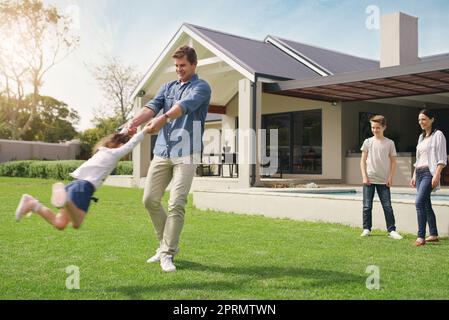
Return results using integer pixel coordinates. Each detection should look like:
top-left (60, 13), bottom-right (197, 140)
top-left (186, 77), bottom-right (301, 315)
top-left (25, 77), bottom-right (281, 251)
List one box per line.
top-left (1, 177), bottom-right (449, 300)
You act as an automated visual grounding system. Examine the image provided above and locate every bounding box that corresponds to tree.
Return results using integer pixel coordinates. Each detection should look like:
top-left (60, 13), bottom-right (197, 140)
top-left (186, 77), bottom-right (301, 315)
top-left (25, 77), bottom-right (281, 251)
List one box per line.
top-left (91, 56), bottom-right (142, 124)
top-left (23, 95), bottom-right (80, 142)
top-left (0, 93), bottom-right (79, 142)
top-left (0, 0), bottom-right (79, 139)
top-left (77, 57), bottom-right (141, 158)
top-left (77, 116), bottom-right (123, 158)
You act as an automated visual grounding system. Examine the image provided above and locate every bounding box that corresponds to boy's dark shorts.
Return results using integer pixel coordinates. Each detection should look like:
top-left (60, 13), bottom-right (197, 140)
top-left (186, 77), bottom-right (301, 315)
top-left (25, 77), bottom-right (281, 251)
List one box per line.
top-left (65, 180), bottom-right (95, 213)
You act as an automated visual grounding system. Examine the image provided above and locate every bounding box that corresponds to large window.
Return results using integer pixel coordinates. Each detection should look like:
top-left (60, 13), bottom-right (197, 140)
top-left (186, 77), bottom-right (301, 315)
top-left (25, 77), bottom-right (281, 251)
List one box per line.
top-left (262, 110), bottom-right (322, 174)
top-left (262, 113), bottom-right (291, 173)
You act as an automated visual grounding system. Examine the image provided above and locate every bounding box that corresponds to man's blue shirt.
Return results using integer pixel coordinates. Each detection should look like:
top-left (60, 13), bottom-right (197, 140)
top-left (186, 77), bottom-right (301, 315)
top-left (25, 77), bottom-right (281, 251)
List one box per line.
top-left (145, 74), bottom-right (211, 158)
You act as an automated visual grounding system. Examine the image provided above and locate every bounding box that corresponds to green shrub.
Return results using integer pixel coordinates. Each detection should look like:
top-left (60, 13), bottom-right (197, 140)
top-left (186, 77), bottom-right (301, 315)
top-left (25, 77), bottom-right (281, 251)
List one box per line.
top-left (0, 160), bottom-right (133, 179)
top-left (28, 161), bottom-right (83, 180)
top-left (112, 161), bottom-right (133, 175)
top-left (0, 160), bottom-right (34, 177)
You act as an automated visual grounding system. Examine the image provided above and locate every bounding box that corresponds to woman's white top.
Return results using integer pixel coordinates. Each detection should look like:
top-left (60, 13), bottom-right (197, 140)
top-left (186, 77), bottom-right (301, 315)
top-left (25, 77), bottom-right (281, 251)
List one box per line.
top-left (415, 136), bottom-right (431, 168)
top-left (414, 130), bottom-right (447, 177)
top-left (70, 131), bottom-right (146, 189)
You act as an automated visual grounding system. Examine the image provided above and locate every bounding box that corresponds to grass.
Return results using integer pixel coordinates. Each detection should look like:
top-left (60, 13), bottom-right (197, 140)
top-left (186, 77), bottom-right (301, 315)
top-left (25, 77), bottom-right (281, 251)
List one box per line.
top-left (1, 177), bottom-right (449, 300)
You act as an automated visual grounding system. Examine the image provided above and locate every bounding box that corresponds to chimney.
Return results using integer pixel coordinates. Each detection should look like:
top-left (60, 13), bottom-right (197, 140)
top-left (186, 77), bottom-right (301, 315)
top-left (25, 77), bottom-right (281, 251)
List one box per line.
top-left (380, 12), bottom-right (419, 68)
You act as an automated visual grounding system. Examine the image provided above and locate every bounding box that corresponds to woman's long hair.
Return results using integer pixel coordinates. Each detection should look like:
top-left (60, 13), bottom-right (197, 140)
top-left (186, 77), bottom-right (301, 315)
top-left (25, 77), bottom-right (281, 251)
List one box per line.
top-left (419, 109), bottom-right (438, 138)
top-left (93, 133), bottom-right (131, 154)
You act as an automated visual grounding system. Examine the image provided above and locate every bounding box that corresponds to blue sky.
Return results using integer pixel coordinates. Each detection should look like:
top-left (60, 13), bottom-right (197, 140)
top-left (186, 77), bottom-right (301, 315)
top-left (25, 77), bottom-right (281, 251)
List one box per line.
top-left (41, 0), bottom-right (449, 130)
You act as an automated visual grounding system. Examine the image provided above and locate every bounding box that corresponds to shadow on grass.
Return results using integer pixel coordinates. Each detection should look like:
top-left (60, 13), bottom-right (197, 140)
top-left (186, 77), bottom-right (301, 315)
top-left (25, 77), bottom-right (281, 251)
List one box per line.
top-left (109, 260), bottom-right (366, 299)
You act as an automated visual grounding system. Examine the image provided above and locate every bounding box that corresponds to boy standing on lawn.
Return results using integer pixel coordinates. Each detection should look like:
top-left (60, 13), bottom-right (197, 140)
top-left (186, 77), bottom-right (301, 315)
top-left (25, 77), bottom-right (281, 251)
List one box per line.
top-left (360, 115), bottom-right (403, 240)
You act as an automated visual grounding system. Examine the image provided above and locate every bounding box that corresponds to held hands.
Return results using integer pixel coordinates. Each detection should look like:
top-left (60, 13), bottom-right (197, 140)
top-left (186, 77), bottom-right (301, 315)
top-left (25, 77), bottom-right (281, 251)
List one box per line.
top-left (120, 122), bottom-right (137, 136)
top-left (144, 115), bottom-right (167, 134)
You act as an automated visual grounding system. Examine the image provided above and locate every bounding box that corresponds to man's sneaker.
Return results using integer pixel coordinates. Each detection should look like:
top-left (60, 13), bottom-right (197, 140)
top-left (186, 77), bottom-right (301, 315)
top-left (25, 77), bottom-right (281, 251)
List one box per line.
top-left (146, 248), bottom-right (162, 263)
top-left (15, 194), bottom-right (38, 221)
top-left (51, 182), bottom-right (67, 208)
top-left (160, 255), bottom-right (176, 272)
top-left (389, 231), bottom-right (403, 240)
top-left (147, 247), bottom-right (179, 263)
top-left (360, 229), bottom-right (371, 237)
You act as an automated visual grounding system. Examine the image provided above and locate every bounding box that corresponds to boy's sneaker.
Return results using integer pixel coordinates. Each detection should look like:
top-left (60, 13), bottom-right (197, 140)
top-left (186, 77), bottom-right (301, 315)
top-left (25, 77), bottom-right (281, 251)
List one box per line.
top-left (146, 248), bottom-right (162, 263)
top-left (51, 182), bottom-right (67, 208)
top-left (360, 229), bottom-right (371, 237)
top-left (15, 194), bottom-right (38, 221)
top-left (389, 231), bottom-right (403, 240)
top-left (160, 255), bottom-right (176, 272)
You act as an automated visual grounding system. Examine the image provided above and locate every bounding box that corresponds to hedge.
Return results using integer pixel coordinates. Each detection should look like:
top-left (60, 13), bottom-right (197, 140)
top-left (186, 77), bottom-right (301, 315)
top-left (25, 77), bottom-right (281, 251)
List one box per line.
top-left (0, 160), bottom-right (133, 180)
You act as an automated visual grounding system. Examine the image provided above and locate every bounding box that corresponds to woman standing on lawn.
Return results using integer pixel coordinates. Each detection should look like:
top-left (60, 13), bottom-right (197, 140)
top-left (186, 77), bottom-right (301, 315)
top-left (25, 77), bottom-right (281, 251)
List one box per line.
top-left (15, 125), bottom-right (151, 229)
top-left (411, 109), bottom-right (447, 246)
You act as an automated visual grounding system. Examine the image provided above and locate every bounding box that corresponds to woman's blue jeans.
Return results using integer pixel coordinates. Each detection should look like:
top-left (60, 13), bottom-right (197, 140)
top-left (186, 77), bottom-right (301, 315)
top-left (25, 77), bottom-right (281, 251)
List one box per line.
top-left (363, 184), bottom-right (396, 232)
top-left (415, 167), bottom-right (438, 239)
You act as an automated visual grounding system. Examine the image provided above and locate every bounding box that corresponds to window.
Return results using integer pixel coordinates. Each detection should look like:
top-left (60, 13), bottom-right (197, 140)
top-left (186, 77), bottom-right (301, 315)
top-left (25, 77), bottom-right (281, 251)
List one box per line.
top-left (262, 110), bottom-right (322, 174)
top-left (262, 114), bottom-right (291, 174)
top-left (292, 110), bottom-right (322, 174)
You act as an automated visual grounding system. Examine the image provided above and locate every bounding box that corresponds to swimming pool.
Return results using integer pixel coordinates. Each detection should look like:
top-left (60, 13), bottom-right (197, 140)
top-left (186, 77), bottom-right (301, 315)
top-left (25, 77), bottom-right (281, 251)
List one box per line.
top-left (271, 189), bottom-right (449, 202)
top-left (194, 187), bottom-right (449, 236)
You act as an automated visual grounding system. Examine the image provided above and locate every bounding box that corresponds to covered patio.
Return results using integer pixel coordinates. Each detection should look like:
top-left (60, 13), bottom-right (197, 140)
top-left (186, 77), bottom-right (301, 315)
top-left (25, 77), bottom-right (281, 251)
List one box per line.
top-left (264, 57), bottom-right (449, 186)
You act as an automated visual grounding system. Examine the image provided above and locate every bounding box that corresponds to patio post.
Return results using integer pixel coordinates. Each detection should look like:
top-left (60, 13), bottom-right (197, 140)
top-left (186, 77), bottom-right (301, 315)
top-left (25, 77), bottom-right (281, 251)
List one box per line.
top-left (132, 97), bottom-right (152, 187)
top-left (237, 78), bottom-right (262, 188)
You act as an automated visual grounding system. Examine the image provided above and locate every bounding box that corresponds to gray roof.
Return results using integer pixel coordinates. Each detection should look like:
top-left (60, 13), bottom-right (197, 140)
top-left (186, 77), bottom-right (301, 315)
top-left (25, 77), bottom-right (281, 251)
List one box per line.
top-left (268, 36), bottom-right (380, 75)
top-left (185, 23), bottom-right (384, 80)
top-left (185, 23), bottom-right (319, 80)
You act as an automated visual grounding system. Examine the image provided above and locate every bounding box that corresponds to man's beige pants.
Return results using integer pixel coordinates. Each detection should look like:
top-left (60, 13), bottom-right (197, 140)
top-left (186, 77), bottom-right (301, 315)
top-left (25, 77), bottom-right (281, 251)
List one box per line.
top-left (143, 155), bottom-right (196, 257)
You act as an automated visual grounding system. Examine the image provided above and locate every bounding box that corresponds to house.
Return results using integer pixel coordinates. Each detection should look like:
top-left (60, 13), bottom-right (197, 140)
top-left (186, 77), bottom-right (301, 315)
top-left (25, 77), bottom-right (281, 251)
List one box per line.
top-left (127, 12), bottom-right (449, 190)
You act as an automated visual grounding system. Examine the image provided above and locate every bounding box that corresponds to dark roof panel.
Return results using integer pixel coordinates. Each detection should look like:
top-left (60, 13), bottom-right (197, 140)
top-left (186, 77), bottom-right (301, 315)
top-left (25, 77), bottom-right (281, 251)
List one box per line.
top-left (272, 37), bottom-right (380, 74)
top-left (185, 24), bottom-right (319, 80)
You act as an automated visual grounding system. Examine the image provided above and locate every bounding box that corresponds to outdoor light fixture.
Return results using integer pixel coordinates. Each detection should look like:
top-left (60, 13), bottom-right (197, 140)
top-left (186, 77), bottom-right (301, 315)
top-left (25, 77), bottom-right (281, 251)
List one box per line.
top-left (331, 101), bottom-right (338, 106)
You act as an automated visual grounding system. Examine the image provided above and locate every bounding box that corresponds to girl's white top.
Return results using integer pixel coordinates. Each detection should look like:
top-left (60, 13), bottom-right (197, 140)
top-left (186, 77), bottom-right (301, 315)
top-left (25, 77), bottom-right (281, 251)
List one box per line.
top-left (414, 130), bottom-right (447, 177)
top-left (70, 131), bottom-right (146, 189)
